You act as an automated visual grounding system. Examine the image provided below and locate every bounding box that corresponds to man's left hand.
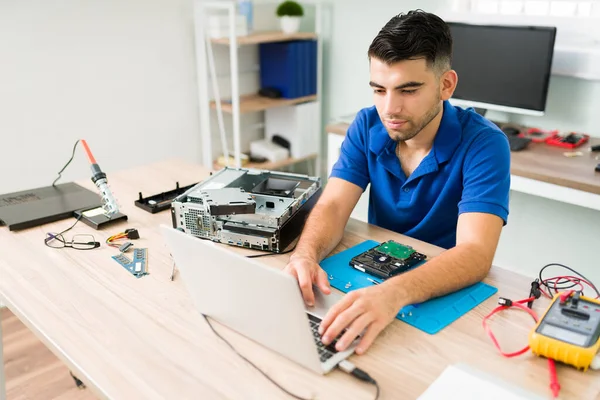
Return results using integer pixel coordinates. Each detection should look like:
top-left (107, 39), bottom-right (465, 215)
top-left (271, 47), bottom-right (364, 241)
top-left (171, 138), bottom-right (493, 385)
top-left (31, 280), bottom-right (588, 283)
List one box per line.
top-left (318, 283), bottom-right (403, 355)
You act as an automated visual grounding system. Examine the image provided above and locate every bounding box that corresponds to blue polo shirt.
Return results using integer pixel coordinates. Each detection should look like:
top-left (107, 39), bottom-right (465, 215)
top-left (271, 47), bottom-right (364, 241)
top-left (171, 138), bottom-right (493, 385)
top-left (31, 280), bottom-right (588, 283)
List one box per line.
top-left (330, 100), bottom-right (510, 249)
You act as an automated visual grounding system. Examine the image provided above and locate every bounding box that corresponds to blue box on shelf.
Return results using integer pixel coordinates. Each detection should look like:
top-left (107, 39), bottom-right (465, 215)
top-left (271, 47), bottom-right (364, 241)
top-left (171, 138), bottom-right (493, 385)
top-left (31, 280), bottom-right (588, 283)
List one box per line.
top-left (259, 39), bottom-right (317, 99)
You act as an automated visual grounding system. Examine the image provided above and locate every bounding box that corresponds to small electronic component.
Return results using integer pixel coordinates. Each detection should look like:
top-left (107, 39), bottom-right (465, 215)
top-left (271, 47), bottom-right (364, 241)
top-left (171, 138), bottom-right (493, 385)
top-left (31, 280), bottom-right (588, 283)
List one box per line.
top-left (106, 228), bottom-right (139, 248)
top-left (349, 240), bottom-right (427, 280)
top-left (545, 132), bottom-right (590, 149)
top-left (529, 291), bottom-right (600, 371)
top-left (111, 248), bottom-right (148, 278)
top-left (119, 242), bottom-right (134, 253)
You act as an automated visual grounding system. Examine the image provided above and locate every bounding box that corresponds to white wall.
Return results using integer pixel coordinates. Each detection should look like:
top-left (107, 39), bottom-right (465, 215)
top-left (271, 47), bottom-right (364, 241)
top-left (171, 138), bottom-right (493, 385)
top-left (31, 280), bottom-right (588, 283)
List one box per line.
top-left (322, 0), bottom-right (445, 125)
top-left (323, 0), bottom-right (600, 284)
top-left (0, 0), bottom-right (201, 195)
top-left (485, 75), bottom-right (600, 138)
top-left (495, 191), bottom-right (600, 282)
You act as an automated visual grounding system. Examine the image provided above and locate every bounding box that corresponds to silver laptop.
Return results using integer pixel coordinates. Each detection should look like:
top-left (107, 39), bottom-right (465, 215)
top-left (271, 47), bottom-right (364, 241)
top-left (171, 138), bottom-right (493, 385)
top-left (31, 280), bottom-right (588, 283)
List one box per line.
top-left (161, 225), bottom-right (359, 374)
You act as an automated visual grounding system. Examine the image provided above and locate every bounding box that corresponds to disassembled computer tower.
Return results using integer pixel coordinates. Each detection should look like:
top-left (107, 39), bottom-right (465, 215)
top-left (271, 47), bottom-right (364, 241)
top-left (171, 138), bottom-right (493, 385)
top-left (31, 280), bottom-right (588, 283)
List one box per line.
top-left (170, 167), bottom-right (322, 253)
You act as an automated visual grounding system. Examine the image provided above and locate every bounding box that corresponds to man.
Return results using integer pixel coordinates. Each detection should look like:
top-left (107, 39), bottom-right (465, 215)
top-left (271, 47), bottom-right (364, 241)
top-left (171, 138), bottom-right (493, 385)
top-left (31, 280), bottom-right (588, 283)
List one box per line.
top-left (283, 10), bottom-right (510, 356)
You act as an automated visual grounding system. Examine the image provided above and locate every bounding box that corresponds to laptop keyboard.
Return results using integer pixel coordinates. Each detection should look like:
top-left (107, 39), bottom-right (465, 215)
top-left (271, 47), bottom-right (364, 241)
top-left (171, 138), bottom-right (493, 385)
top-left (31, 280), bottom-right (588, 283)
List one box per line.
top-left (307, 313), bottom-right (340, 363)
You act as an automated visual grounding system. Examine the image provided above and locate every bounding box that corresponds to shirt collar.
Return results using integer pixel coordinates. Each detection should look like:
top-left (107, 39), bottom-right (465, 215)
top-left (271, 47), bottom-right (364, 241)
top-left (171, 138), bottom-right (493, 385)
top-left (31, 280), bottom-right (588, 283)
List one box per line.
top-left (433, 100), bottom-right (462, 164)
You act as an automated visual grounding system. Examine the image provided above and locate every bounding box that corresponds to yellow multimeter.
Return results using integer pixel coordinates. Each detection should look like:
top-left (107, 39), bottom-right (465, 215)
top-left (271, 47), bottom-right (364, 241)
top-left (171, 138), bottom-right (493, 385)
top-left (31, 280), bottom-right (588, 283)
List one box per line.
top-left (529, 291), bottom-right (600, 371)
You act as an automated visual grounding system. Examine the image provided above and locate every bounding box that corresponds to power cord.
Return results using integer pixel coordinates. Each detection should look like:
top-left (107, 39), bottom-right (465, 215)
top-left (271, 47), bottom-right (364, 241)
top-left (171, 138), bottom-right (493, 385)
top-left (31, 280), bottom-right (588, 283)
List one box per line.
top-left (202, 315), bottom-right (380, 399)
top-left (246, 245), bottom-right (296, 258)
top-left (52, 139), bottom-right (81, 186)
top-left (202, 314), bottom-right (312, 400)
top-left (106, 228), bottom-right (140, 252)
top-left (69, 371), bottom-right (86, 389)
top-left (338, 360), bottom-right (380, 400)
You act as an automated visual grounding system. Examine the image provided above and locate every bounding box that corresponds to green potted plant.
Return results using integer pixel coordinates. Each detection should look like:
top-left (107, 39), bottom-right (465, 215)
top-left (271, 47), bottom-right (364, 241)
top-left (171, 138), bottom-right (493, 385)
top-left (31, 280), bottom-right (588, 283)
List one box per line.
top-left (276, 1), bottom-right (304, 34)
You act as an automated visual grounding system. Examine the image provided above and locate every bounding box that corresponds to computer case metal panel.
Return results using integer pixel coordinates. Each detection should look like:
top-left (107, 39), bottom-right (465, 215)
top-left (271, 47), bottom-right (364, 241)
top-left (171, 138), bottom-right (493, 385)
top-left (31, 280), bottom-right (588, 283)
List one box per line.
top-left (171, 167), bottom-right (321, 253)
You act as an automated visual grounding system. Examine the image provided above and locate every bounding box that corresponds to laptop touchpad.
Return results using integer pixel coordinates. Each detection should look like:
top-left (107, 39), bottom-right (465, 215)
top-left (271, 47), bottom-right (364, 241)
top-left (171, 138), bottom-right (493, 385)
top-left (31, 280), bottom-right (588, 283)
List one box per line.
top-left (305, 286), bottom-right (343, 319)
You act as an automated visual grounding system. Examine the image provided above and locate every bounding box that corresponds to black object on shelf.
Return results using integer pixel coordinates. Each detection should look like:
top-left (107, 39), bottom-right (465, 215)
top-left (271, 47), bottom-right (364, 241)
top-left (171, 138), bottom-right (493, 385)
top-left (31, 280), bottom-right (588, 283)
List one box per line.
top-left (258, 87), bottom-right (282, 99)
top-left (501, 126), bottom-right (531, 152)
top-left (272, 134), bottom-right (291, 151)
top-left (135, 182), bottom-right (197, 214)
top-left (249, 155), bottom-right (268, 163)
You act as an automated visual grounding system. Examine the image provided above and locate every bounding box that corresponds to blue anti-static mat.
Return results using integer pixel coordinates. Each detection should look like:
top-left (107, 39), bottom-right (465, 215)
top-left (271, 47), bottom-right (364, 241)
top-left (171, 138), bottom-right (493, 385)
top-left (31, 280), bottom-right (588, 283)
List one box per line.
top-left (320, 240), bottom-right (498, 334)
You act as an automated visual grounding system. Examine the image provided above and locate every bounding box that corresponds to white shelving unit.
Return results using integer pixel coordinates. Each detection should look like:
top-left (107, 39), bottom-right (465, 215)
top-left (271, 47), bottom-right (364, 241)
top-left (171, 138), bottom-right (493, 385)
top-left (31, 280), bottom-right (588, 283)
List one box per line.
top-left (193, 0), bottom-right (324, 172)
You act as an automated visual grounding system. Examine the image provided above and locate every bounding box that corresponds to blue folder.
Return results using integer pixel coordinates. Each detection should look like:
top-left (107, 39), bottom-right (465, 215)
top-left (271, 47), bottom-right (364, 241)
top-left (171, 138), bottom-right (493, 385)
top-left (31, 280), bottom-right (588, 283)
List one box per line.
top-left (259, 40), bottom-right (317, 99)
top-left (319, 240), bottom-right (497, 334)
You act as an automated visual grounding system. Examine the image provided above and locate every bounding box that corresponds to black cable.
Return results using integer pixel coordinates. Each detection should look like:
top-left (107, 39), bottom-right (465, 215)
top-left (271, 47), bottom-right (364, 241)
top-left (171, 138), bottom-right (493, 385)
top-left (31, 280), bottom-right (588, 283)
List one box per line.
top-left (69, 371), bottom-right (86, 389)
top-left (52, 139), bottom-right (81, 186)
top-left (246, 244), bottom-right (297, 258)
top-left (527, 279), bottom-right (542, 309)
top-left (539, 263), bottom-right (600, 298)
top-left (351, 370), bottom-right (379, 400)
top-left (339, 360), bottom-right (380, 400)
top-left (202, 314), bottom-right (312, 400)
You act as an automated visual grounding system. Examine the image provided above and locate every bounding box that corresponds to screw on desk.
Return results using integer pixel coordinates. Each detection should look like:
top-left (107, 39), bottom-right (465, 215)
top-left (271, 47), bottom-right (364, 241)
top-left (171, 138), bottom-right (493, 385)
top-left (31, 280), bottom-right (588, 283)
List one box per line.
top-left (170, 262), bottom-right (177, 281)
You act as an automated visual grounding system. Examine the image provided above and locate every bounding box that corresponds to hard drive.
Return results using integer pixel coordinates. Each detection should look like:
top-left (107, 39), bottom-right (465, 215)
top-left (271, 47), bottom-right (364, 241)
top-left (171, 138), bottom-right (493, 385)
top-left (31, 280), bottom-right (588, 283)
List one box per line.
top-left (349, 240), bottom-right (427, 279)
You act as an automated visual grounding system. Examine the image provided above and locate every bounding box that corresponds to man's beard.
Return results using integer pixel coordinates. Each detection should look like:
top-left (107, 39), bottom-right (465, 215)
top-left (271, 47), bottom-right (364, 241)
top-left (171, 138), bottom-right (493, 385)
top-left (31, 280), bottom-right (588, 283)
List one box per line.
top-left (385, 100), bottom-right (442, 142)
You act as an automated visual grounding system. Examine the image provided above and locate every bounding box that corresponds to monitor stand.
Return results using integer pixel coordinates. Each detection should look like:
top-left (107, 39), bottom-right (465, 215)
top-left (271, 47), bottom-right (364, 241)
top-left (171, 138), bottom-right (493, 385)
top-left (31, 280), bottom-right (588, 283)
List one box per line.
top-left (474, 107), bottom-right (488, 117)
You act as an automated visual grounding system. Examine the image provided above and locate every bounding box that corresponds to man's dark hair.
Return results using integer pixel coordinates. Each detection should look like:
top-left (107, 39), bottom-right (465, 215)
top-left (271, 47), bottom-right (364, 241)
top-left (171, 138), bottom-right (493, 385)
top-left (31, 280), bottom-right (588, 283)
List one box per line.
top-left (368, 10), bottom-right (452, 74)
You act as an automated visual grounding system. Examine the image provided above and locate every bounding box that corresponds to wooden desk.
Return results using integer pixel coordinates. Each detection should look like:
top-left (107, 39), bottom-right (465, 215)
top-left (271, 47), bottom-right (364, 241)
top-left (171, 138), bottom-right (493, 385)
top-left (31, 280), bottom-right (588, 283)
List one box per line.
top-left (1, 159), bottom-right (599, 399)
top-left (326, 122), bottom-right (600, 211)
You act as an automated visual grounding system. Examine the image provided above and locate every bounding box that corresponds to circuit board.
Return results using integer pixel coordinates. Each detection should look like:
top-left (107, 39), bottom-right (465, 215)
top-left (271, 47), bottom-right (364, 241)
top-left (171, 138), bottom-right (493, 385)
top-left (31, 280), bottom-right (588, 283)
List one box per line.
top-left (349, 240), bottom-right (426, 280)
top-left (375, 241), bottom-right (416, 259)
top-left (111, 248), bottom-right (148, 278)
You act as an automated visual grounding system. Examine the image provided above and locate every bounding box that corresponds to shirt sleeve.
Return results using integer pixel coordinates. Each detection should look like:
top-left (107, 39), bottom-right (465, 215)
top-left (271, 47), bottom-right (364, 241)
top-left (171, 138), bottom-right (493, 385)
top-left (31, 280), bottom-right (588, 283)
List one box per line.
top-left (329, 111), bottom-right (371, 191)
top-left (458, 130), bottom-right (511, 224)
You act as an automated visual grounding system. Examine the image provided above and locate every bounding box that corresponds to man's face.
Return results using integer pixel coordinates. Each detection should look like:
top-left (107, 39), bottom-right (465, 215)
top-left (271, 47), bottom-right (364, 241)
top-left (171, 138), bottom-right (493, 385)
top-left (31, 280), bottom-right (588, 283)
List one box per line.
top-left (369, 57), bottom-right (443, 142)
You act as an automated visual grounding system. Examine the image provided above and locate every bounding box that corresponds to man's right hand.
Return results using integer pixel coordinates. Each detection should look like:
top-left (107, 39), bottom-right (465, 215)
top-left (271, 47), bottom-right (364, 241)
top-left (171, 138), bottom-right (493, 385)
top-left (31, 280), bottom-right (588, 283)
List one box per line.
top-left (283, 254), bottom-right (331, 306)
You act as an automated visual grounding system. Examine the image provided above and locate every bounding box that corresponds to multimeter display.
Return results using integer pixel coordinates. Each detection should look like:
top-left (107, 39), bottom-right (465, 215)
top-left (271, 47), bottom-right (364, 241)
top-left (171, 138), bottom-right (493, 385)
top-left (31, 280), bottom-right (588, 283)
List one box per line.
top-left (539, 324), bottom-right (590, 347)
top-left (535, 296), bottom-right (600, 347)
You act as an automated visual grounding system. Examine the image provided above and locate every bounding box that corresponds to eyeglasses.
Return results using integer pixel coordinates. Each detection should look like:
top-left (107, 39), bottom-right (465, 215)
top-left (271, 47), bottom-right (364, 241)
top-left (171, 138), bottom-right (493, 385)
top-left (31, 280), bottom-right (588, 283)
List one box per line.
top-left (44, 233), bottom-right (100, 250)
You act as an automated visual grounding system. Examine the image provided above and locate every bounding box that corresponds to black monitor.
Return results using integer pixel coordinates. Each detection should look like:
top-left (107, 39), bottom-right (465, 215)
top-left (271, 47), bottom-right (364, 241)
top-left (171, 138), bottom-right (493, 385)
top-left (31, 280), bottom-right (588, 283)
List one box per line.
top-left (447, 22), bottom-right (557, 116)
